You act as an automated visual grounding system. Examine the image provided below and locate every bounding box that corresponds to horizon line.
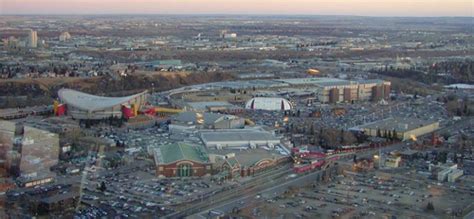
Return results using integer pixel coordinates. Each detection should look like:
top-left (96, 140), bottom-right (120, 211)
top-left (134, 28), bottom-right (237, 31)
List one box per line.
top-left (0, 13), bottom-right (473, 18)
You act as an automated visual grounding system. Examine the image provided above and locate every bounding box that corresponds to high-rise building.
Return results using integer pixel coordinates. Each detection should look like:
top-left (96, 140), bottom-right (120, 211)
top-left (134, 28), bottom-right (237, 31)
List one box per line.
top-left (28, 29), bottom-right (38, 48)
top-left (0, 121), bottom-right (59, 187)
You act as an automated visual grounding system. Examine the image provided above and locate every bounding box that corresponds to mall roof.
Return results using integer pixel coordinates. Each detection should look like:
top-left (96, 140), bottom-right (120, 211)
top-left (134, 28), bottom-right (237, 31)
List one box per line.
top-left (58, 88), bottom-right (147, 111)
top-left (358, 117), bottom-right (438, 132)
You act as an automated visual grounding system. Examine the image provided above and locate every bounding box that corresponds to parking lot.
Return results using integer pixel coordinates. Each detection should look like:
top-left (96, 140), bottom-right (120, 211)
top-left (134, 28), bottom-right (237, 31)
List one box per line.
top-left (236, 168), bottom-right (474, 218)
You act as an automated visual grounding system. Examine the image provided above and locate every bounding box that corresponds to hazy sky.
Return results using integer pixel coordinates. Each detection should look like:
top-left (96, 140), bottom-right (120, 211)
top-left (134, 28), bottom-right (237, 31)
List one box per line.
top-left (1, 0), bottom-right (473, 16)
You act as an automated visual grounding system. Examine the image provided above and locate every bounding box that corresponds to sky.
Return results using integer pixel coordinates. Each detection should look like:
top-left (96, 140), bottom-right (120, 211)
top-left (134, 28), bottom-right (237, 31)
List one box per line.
top-left (1, 0), bottom-right (473, 17)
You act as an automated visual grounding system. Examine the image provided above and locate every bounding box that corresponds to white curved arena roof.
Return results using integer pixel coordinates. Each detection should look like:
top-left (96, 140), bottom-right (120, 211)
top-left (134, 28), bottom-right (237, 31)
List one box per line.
top-left (245, 97), bottom-right (292, 111)
top-left (58, 88), bottom-right (147, 111)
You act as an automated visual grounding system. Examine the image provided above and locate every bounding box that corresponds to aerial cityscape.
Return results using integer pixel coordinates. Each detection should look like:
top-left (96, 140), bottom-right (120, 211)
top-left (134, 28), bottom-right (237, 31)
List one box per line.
top-left (0, 1), bottom-right (473, 218)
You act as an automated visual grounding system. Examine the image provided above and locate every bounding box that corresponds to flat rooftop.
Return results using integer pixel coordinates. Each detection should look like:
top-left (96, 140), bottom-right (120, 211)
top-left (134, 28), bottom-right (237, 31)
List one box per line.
top-left (275, 78), bottom-right (352, 87)
top-left (186, 101), bottom-right (236, 111)
top-left (201, 129), bottom-right (280, 143)
top-left (358, 117), bottom-right (438, 132)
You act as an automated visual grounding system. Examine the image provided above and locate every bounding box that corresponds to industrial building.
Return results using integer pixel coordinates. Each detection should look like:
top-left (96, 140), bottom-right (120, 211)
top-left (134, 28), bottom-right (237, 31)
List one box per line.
top-left (200, 128), bottom-right (281, 148)
top-left (245, 97), bottom-right (292, 111)
top-left (154, 143), bottom-right (211, 178)
top-left (358, 117), bottom-right (439, 140)
top-left (58, 88), bottom-right (148, 120)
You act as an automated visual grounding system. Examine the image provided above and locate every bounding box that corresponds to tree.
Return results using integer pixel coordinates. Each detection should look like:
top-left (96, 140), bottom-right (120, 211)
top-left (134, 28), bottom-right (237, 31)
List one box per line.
top-left (98, 181), bottom-right (107, 192)
top-left (376, 129), bottom-right (382, 138)
top-left (340, 129), bottom-right (345, 144)
top-left (392, 130), bottom-right (398, 141)
top-left (426, 202), bottom-right (434, 211)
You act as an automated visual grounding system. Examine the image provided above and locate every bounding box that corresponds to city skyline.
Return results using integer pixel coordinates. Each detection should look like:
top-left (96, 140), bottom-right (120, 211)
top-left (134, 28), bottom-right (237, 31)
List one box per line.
top-left (1, 0), bottom-right (473, 17)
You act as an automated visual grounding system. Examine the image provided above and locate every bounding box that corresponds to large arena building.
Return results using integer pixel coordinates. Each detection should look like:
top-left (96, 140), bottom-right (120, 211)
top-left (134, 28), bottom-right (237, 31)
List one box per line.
top-left (58, 88), bottom-right (148, 120)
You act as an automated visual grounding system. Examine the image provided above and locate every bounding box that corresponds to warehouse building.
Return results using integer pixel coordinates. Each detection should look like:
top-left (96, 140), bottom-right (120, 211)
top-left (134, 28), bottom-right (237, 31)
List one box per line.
top-left (200, 128), bottom-right (281, 148)
top-left (358, 117), bottom-right (439, 140)
top-left (154, 143), bottom-right (211, 177)
top-left (58, 88), bottom-right (148, 120)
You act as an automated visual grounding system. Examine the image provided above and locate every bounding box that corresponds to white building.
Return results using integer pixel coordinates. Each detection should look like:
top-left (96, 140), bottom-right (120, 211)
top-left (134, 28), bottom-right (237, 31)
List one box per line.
top-left (448, 169), bottom-right (463, 183)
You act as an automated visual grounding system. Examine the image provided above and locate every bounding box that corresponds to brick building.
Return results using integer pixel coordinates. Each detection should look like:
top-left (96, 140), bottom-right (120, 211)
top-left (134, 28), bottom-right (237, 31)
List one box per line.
top-left (154, 143), bottom-right (212, 177)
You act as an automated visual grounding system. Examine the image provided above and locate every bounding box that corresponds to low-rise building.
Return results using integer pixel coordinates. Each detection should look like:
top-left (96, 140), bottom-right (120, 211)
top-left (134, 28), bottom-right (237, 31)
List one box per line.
top-left (154, 143), bottom-right (211, 177)
top-left (385, 156), bottom-right (401, 168)
top-left (359, 117), bottom-right (439, 140)
top-left (448, 169), bottom-right (463, 183)
top-left (200, 128), bottom-right (281, 148)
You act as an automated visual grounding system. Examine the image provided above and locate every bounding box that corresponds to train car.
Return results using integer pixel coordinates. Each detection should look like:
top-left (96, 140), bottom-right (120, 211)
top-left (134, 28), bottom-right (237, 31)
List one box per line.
top-left (293, 159), bottom-right (325, 173)
top-left (297, 151), bottom-right (326, 158)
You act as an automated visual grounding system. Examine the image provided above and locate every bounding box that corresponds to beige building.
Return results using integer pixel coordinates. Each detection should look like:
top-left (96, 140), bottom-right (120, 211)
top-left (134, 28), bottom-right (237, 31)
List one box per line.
top-left (385, 156), bottom-right (401, 168)
top-left (359, 117), bottom-right (439, 140)
top-left (28, 29), bottom-right (38, 48)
